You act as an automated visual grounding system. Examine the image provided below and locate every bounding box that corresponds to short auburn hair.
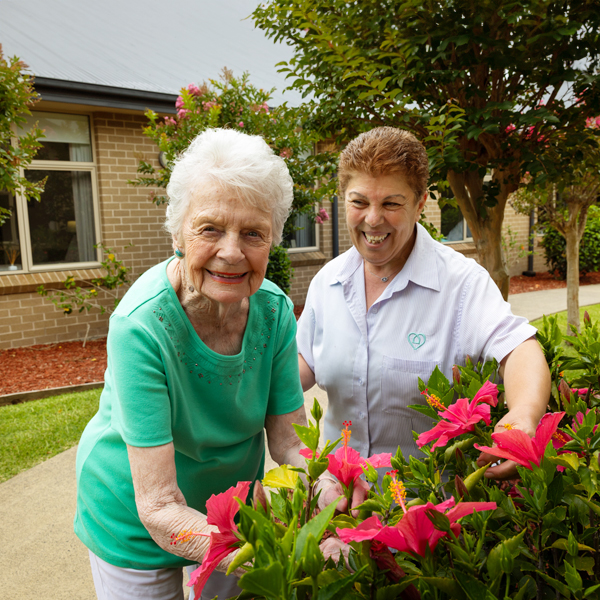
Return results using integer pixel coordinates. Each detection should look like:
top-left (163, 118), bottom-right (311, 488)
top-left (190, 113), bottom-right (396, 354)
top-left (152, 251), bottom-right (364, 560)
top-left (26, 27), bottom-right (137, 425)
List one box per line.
top-left (338, 127), bottom-right (429, 202)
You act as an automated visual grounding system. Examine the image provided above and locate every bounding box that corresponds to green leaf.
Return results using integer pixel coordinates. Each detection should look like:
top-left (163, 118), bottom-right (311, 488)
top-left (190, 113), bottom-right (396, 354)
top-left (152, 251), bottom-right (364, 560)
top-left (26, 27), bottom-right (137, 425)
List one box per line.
top-left (487, 529), bottom-right (526, 579)
top-left (226, 542), bottom-right (255, 576)
top-left (318, 565), bottom-right (368, 600)
top-left (292, 423), bottom-right (319, 450)
top-left (294, 497), bottom-right (340, 561)
top-left (550, 538), bottom-right (596, 554)
top-left (238, 562), bottom-right (284, 598)
top-left (420, 576), bottom-right (466, 600)
top-left (455, 570), bottom-right (497, 600)
top-left (565, 560), bottom-right (583, 594)
top-left (513, 576), bottom-right (537, 600)
top-left (536, 571), bottom-right (571, 598)
top-left (547, 454), bottom-right (580, 472)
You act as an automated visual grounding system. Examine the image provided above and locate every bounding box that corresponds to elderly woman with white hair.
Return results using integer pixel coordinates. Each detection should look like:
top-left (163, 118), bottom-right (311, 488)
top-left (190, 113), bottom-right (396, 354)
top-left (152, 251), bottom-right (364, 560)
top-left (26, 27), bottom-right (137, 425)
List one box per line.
top-left (74, 129), bottom-right (307, 600)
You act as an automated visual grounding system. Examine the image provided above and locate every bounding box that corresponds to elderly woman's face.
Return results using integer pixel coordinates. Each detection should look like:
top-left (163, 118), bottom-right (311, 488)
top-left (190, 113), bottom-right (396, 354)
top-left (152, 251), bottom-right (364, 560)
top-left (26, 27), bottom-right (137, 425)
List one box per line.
top-left (178, 183), bottom-right (273, 304)
top-left (345, 172), bottom-right (427, 270)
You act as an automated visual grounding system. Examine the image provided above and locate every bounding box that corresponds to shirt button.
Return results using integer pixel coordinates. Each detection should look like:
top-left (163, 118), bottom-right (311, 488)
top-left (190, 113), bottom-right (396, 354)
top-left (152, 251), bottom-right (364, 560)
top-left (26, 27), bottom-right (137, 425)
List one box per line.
top-left (372, 307), bottom-right (378, 314)
top-left (359, 412), bottom-right (366, 419)
top-left (358, 378), bottom-right (363, 385)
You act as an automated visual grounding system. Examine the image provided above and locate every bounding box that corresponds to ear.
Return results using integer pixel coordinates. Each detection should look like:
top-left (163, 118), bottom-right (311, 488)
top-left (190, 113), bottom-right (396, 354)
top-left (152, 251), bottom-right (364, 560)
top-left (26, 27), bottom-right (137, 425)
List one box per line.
top-left (172, 235), bottom-right (180, 253)
top-left (417, 192), bottom-right (428, 217)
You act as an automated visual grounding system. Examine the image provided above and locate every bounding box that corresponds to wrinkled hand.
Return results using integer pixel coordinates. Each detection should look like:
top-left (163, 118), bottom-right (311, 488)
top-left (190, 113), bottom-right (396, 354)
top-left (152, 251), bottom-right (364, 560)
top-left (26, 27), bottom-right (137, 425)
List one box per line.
top-left (476, 408), bottom-right (538, 480)
top-left (320, 536), bottom-right (352, 567)
top-left (316, 476), bottom-right (369, 517)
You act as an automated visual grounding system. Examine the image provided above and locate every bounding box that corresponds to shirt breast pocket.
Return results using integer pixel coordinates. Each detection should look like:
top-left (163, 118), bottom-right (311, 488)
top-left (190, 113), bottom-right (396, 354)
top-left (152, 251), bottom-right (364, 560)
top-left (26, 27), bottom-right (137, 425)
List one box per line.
top-left (381, 355), bottom-right (438, 438)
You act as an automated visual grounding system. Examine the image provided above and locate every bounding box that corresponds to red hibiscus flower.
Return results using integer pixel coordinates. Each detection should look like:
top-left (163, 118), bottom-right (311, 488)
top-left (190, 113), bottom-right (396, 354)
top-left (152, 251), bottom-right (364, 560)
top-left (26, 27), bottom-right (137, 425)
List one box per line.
top-left (417, 381), bottom-right (499, 449)
top-left (187, 481), bottom-right (250, 598)
top-left (475, 412), bottom-right (565, 469)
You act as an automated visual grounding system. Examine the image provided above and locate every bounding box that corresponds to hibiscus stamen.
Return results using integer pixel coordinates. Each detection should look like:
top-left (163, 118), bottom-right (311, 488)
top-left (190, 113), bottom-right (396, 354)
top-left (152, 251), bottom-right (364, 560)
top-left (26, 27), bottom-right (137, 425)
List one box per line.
top-left (553, 431), bottom-right (568, 444)
top-left (427, 394), bottom-right (444, 411)
top-left (503, 423), bottom-right (514, 430)
top-left (170, 529), bottom-right (209, 546)
top-left (342, 420), bottom-right (352, 461)
top-left (389, 475), bottom-right (408, 514)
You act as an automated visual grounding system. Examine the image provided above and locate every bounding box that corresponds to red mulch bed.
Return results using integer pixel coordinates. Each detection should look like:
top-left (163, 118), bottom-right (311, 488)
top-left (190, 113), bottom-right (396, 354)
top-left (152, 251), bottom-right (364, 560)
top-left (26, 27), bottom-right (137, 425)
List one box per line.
top-left (2, 270), bottom-right (600, 397)
top-left (0, 338), bottom-right (107, 396)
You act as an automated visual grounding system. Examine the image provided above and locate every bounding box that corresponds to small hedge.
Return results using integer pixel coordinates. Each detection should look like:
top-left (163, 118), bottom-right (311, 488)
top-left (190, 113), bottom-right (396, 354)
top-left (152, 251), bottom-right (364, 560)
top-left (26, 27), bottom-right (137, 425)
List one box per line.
top-left (266, 245), bottom-right (293, 296)
top-left (541, 205), bottom-right (600, 279)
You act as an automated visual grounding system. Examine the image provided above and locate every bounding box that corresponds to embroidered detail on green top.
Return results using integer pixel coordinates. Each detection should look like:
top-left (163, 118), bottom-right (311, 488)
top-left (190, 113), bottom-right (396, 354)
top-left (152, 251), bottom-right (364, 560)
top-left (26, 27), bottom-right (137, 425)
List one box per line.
top-left (152, 299), bottom-right (279, 385)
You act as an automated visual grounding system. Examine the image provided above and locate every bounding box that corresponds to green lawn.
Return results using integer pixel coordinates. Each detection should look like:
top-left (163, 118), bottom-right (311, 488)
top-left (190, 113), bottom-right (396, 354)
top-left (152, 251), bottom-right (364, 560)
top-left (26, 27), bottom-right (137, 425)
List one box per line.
top-left (0, 388), bottom-right (102, 483)
top-left (530, 303), bottom-right (600, 332)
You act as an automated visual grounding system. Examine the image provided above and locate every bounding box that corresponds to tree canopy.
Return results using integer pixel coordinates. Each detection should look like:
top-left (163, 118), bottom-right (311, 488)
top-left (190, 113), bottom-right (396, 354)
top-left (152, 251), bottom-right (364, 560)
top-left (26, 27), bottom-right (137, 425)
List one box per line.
top-left (0, 44), bottom-right (44, 226)
top-left (253, 0), bottom-right (600, 296)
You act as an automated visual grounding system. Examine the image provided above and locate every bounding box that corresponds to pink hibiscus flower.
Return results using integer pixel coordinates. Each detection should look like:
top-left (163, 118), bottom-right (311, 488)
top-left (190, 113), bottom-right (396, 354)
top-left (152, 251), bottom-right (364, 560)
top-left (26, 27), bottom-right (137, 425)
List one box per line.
top-left (475, 412), bottom-right (565, 469)
top-left (187, 481), bottom-right (250, 598)
top-left (417, 381), bottom-right (499, 449)
top-left (300, 421), bottom-right (391, 488)
top-left (338, 475), bottom-right (495, 557)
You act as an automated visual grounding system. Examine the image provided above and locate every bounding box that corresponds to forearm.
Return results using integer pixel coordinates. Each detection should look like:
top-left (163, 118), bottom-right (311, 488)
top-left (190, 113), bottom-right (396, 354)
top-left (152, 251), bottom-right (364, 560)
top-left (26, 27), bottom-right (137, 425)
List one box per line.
top-left (128, 444), bottom-right (229, 569)
top-left (299, 354), bottom-right (316, 392)
top-left (500, 338), bottom-right (551, 430)
top-left (265, 406), bottom-right (307, 469)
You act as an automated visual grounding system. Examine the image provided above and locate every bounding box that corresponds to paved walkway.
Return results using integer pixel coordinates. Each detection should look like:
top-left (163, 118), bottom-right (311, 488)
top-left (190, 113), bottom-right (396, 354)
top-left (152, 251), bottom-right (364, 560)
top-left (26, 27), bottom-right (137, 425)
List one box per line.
top-left (2, 286), bottom-right (599, 599)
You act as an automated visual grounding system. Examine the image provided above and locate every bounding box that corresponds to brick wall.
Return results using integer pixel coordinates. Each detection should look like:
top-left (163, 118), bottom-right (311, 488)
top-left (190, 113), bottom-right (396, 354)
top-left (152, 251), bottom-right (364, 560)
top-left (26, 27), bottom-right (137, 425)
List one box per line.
top-left (1, 109), bottom-right (172, 349)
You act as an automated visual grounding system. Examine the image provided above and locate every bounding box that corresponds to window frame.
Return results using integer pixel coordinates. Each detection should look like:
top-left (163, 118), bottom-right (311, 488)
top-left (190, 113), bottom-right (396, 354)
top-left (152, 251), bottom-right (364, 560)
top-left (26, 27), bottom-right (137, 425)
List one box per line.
top-left (286, 209), bottom-right (320, 254)
top-left (1, 110), bottom-right (102, 276)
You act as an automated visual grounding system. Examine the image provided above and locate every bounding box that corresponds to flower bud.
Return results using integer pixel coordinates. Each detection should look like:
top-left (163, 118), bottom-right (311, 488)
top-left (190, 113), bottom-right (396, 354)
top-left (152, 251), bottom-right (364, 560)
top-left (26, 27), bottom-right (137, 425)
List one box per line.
top-left (452, 365), bottom-right (461, 385)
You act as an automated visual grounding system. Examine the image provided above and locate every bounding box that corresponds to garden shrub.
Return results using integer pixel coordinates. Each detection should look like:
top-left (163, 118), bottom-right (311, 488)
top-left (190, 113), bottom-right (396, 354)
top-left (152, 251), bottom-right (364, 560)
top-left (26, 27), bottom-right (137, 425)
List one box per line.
top-left (266, 244), bottom-right (293, 296)
top-left (541, 205), bottom-right (600, 278)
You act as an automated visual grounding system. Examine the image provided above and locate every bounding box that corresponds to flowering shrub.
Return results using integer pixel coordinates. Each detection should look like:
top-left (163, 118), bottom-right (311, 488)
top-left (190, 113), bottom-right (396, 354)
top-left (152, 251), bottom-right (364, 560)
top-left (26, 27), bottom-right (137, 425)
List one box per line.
top-left (182, 314), bottom-right (600, 599)
top-left (130, 69), bottom-right (337, 247)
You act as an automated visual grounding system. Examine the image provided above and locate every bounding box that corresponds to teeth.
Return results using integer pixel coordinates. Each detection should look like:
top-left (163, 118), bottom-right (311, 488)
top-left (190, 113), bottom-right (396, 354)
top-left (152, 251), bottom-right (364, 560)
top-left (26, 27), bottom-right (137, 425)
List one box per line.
top-left (364, 233), bottom-right (388, 244)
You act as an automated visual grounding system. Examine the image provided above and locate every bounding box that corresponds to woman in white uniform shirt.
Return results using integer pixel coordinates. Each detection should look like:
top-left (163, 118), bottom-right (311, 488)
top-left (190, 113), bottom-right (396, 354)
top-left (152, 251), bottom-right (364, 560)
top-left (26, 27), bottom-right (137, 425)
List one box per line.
top-left (297, 127), bottom-right (550, 501)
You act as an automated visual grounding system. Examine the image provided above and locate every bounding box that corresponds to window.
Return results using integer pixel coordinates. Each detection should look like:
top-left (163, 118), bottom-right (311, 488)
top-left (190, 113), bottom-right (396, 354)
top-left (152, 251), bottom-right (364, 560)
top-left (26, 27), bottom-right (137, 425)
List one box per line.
top-left (0, 111), bottom-right (100, 274)
top-left (283, 212), bottom-right (318, 251)
top-left (440, 204), bottom-right (472, 243)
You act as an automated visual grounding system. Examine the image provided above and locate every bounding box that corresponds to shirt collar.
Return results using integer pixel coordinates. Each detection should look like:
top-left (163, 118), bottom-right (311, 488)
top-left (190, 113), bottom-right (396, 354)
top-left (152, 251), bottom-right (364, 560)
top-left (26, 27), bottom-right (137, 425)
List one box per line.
top-left (329, 223), bottom-right (440, 292)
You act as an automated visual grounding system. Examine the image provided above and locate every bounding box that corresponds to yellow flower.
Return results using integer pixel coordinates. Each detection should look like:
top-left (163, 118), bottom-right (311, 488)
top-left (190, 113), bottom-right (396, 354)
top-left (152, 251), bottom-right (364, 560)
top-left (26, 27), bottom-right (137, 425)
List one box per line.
top-left (108, 254), bottom-right (115, 261)
top-left (262, 465), bottom-right (298, 490)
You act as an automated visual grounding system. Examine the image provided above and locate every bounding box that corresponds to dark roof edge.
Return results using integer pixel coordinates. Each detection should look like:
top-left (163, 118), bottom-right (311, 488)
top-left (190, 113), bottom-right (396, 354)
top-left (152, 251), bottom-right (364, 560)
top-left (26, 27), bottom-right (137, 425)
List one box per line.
top-left (33, 77), bottom-right (178, 114)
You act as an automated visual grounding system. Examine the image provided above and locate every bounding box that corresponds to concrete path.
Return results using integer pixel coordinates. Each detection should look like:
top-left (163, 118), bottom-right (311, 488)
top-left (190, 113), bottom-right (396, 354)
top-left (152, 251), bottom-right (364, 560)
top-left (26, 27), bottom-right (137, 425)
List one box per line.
top-left (508, 283), bottom-right (600, 321)
top-left (0, 386), bottom-right (328, 600)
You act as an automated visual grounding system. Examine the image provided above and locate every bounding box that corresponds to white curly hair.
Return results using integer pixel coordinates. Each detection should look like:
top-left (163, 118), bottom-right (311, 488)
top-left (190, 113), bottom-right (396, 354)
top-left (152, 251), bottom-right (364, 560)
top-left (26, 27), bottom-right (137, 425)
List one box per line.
top-left (165, 128), bottom-right (293, 246)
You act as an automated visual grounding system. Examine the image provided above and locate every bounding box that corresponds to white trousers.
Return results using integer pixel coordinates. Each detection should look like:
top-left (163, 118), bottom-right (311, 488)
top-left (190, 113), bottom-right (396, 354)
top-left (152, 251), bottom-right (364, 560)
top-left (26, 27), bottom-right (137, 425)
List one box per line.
top-left (89, 551), bottom-right (241, 600)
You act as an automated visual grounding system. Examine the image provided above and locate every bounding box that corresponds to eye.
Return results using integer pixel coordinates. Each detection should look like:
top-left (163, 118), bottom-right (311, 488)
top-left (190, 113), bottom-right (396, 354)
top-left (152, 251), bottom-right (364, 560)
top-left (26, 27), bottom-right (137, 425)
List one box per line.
top-left (247, 231), bottom-right (259, 237)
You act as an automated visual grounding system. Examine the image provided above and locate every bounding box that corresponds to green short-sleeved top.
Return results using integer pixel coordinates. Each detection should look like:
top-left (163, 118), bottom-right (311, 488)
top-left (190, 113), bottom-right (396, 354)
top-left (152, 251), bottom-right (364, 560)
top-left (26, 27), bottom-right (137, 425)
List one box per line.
top-left (74, 258), bottom-right (304, 570)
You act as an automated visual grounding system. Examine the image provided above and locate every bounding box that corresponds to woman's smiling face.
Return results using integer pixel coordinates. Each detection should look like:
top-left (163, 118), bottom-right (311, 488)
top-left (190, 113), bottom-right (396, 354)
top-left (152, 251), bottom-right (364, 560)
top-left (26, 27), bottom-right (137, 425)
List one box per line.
top-left (345, 172), bottom-right (427, 271)
top-left (177, 183), bottom-right (273, 305)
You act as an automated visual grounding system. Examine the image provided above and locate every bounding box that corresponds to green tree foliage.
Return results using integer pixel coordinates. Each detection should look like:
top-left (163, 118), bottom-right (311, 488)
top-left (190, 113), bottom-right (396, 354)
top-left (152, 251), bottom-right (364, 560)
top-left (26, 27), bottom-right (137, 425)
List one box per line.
top-left (512, 121), bottom-right (600, 331)
top-left (0, 44), bottom-right (45, 226)
top-left (130, 69), bottom-right (337, 291)
top-left (253, 0), bottom-right (600, 298)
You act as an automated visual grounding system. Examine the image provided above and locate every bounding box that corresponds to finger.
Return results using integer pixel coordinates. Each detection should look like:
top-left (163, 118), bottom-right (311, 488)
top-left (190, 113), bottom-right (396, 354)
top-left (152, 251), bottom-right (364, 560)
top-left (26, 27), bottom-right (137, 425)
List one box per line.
top-left (350, 479), bottom-right (369, 517)
top-left (476, 451), bottom-right (499, 467)
top-left (484, 459), bottom-right (519, 480)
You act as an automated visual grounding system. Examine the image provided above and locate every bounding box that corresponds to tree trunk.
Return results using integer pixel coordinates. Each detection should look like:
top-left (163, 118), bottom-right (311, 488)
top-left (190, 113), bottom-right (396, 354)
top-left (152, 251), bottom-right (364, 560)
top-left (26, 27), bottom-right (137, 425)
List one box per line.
top-left (447, 170), bottom-right (511, 300)
top-left (564, 225), bottom-right (581, 334)
top-left (474, 210), bottom-right (510, 300)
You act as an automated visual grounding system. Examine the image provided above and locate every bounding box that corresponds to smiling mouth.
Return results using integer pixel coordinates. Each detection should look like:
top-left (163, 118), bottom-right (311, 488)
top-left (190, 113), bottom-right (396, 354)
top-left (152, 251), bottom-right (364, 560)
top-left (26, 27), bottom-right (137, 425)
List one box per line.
top-left (206, 270), bottom-right (248, 283)
top-left (363, 232), bottom-right (389, 245)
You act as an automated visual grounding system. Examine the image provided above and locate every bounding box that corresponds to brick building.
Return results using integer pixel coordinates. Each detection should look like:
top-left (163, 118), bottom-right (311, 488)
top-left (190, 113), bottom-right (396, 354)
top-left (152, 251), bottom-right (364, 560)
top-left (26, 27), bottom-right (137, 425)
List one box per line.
top-left (0, 1), bottom-right (546, 350)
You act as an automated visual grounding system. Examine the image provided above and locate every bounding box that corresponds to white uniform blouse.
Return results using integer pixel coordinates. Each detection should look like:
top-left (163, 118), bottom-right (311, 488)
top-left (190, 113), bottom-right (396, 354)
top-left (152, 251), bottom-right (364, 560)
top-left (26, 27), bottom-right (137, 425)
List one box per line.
top-left (297, 224), bottom-right (536, 460)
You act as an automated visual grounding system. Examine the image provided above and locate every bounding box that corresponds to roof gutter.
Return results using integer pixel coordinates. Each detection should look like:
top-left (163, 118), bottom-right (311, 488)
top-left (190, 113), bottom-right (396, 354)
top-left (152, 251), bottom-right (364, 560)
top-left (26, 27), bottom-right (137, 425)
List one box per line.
top-left (34, 77), bottom-right (178, 114)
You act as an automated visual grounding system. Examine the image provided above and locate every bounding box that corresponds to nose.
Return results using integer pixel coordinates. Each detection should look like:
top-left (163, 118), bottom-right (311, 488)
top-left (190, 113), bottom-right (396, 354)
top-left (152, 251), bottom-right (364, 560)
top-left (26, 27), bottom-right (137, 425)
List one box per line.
top-left (364, 204), bottom-right (384, 228)
top-left (216, 232), bottom-right (245, 264)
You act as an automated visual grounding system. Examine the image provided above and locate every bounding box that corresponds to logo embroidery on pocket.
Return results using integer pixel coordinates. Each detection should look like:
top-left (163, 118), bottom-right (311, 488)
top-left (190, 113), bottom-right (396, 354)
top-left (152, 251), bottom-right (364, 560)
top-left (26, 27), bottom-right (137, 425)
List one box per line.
top-left (408, 333), bottom-right (426, 350)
